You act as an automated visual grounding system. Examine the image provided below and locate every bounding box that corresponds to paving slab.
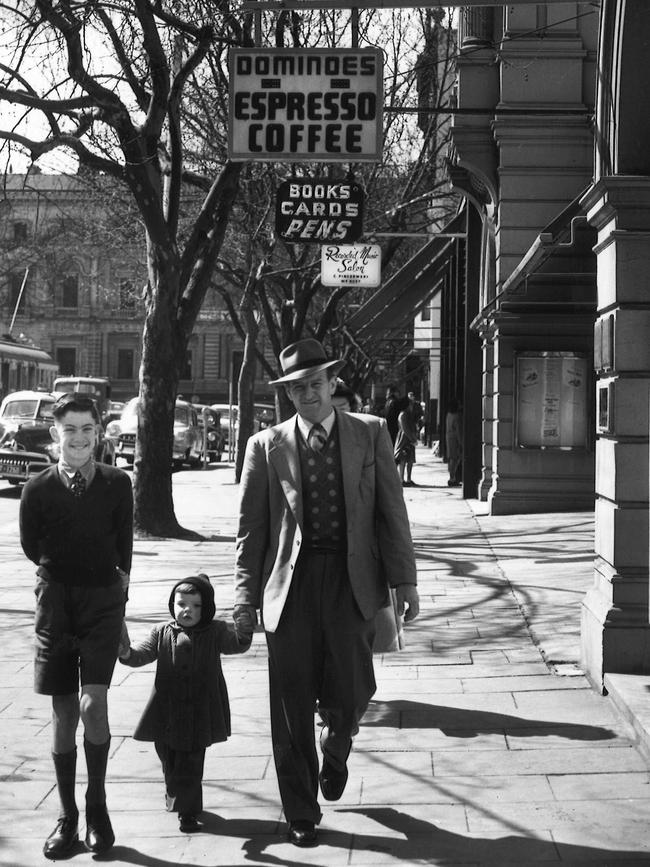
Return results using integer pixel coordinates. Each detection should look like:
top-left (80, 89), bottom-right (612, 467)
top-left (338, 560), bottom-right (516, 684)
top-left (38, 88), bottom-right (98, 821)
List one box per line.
top-left (1, 448), bottom-right (649, 865)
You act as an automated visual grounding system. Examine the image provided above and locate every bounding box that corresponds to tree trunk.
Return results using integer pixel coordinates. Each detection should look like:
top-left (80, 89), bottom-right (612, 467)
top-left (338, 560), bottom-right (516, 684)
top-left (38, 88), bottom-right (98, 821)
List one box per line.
top-left (276, 388), bottom-right (294, 422)
top-left (235, 307), bottom-right (259, 482)
top-left (133, 241), bottom-right (198, 538)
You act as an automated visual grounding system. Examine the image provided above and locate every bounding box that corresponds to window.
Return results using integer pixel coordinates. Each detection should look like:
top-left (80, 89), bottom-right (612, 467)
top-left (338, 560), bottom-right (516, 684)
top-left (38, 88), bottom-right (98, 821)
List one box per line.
top-left (56, 347), bottom-right (77, 376)
top-left (13, 221), bottom-right (28, 242)
top-left (119, 279), bottom-right (136, 310)
top-left (117, 348), bottom-right (135, 380)
top-left (61, 275), bottom-right (79, 308)
top-left (421, 304), bottom-right (431, 322)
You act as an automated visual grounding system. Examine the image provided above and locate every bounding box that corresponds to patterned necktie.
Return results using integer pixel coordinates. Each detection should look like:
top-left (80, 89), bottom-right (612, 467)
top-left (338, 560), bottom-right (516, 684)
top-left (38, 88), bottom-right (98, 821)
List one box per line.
top-left (308, 423), bottom-right (327, 453)
top-left (70, 470), bottom-right (86, 497)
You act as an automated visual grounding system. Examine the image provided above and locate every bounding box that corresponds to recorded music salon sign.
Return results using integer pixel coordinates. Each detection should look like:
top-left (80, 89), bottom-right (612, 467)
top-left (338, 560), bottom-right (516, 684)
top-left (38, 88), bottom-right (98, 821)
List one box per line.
top-left (321, 244), bottom-right (381, 287)
top-left (228, 48), bottom-right (383, 161)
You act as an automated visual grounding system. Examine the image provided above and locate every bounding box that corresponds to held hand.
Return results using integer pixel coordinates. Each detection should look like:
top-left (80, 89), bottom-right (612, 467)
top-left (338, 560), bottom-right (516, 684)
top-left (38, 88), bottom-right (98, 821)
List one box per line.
top-left (118, 620), bottom-right (131, 659)
top-left (233, 604), bottom-right (258, 640)
top-left (395, 584), bottom-right (420, 623)
top-left (116, 566), bottom-right (130, 595)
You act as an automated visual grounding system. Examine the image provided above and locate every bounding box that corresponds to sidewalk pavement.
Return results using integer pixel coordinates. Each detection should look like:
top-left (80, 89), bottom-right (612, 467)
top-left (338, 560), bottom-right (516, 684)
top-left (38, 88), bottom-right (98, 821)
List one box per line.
top-left (2, 447), bottom-right (650, 866)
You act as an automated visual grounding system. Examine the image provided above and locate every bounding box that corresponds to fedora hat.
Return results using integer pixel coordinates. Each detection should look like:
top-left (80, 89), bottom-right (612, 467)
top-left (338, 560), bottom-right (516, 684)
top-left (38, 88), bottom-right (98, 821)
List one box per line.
top-left (269, 339), bottom-right (343, 385)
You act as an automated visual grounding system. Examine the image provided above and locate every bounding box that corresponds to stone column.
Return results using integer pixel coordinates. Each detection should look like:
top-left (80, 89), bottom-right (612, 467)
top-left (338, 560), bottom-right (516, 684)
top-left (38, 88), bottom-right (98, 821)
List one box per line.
top-left (479, 339), bottom-right (494, 501)
top-left (459, 8), bottom-right (494, 48)
top-left (580, 177), bottom-right (650, 688)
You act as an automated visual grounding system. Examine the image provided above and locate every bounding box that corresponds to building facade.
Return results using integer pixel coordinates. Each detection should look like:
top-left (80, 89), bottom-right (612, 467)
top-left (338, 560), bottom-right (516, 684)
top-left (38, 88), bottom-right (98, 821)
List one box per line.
top-left (441, 1), bottom-right (650, 687)
top-left (449, 4), bottom-right (599, 515)
top-left (0, 171), bottom-right (248, 403)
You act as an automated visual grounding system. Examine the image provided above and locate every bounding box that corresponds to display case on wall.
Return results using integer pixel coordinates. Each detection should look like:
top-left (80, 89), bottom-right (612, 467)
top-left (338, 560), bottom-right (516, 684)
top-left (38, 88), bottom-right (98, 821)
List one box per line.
top-left (515, 352), bottom-right (590, 450)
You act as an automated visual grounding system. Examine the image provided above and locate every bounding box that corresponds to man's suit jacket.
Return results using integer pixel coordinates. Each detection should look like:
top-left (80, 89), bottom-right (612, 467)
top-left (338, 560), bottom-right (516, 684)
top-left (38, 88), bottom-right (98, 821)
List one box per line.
top-left (235, 410), bottom-right (417, 633)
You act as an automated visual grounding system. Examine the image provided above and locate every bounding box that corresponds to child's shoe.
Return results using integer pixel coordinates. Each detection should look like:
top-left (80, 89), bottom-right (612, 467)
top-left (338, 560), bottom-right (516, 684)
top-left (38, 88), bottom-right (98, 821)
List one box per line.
top-left (179, 814), bottom-right (201, 833)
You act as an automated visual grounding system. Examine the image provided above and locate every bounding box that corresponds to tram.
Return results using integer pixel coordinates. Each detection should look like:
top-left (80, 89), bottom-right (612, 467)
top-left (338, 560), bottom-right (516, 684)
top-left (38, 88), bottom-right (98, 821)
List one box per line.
top-left (0, 336), bottom-right (58, 400)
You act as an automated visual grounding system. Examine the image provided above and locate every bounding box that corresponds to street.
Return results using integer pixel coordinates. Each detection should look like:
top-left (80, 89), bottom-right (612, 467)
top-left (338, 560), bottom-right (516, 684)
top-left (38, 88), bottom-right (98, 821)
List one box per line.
top-left (1, 451), bottom-right (649, 865)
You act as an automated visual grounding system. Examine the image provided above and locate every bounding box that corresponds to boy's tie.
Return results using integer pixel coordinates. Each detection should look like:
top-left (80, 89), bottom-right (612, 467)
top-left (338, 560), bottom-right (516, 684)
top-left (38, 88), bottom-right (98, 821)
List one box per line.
top-left (308, 423), bottom-right (327, 453)
top-left (70, 470), bottom-right (86, 497)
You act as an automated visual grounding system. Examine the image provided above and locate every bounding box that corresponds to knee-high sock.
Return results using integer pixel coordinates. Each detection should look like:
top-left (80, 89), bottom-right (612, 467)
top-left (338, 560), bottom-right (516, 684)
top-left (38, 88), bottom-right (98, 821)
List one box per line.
top-left (52, 747), bottom-right (78, 820)
top-left (84, 737), bottom-right (110, 807)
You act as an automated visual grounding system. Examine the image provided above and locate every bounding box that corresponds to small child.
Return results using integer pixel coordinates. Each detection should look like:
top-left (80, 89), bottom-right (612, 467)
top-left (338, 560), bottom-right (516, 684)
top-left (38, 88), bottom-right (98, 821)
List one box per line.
top-left (119, 574), bottom-right (255, 832)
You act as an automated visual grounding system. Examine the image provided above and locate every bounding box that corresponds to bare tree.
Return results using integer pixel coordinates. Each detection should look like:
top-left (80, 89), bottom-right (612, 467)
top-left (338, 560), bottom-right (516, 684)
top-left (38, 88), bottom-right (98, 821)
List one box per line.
top-left (0, 0), bottom-right (252, 537)
top-left (0, 1), bottom-right (457, 527)
top-left (202, 8), bottom-right (458, 476)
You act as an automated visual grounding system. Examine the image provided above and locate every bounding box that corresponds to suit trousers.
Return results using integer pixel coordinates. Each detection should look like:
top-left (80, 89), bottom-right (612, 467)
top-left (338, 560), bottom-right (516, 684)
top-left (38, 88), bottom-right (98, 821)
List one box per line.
top-left (265, 549), bottom-right (376, 824)
top-left (155, 741), bottom-right (205, 816)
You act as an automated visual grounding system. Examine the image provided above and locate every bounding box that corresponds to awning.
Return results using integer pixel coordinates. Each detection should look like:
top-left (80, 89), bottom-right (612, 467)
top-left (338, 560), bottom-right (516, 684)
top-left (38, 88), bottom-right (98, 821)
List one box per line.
top-left (470, 189), bottom-right (596, 331)
top-left (347, 210), bottom-right (465, 337)
top-left (501, 188), bottom-right (594, 296)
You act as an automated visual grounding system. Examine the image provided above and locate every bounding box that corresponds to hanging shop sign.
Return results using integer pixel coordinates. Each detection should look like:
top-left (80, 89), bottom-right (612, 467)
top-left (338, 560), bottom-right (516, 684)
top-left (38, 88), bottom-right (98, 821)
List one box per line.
top-left (275, 179), bottom-right (364, 243)
top-left (320, 243), bottom-right (381, 287)
top-left (228, 48), bottom-right (383, 162)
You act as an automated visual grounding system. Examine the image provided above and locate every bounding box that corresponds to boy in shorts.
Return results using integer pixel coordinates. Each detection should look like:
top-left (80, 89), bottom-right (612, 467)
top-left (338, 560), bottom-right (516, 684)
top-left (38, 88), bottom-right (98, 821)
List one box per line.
top-left (19, 392), bottom-right (133, 859)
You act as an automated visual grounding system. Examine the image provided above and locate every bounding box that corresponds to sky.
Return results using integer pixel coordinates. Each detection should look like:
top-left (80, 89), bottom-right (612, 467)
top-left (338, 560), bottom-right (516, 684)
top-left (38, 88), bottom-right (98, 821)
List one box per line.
top-left (1, 5), bottom-right (458, 176)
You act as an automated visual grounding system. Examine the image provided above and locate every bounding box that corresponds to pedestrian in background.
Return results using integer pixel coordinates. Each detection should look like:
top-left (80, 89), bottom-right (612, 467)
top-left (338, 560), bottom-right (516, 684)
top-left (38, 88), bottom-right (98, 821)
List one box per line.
top-left (19, 393), bottom-right (133, 859)
top-left (234, 338), bottom-right (419, 847)
top-left (445, 399), bottom-right (463, 487)
top-left (407, 391), bottom-right (423, 434)
top-left (331, 377), bottom-right (362, 412)
top-left (381, 386), bottom-right (401, 443)
top-left (119, 574), bottom-right (254, 833)
top-left (394, 397), bottom-right (420, 487)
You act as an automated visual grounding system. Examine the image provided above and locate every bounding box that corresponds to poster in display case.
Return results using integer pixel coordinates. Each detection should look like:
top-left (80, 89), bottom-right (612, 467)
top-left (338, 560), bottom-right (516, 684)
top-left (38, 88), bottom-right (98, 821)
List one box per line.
top-left (515, 352), bottom-right (589, 449)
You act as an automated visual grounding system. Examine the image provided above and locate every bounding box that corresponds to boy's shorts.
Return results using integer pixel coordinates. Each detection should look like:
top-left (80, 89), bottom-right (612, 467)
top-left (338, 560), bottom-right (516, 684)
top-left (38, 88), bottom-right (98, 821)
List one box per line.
top-left (34, 577), bottom-right (125, 695)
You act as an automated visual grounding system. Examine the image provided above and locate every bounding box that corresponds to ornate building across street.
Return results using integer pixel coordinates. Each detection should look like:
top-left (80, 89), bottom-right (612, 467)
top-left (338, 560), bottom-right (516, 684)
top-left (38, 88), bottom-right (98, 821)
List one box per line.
top-left (0, 170), bottom-right (245, 404)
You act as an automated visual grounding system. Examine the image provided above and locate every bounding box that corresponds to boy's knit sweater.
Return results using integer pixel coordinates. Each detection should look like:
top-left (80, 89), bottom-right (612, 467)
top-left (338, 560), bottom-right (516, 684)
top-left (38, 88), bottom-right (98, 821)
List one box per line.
top-left (20, 463), bottom-right (133, 586)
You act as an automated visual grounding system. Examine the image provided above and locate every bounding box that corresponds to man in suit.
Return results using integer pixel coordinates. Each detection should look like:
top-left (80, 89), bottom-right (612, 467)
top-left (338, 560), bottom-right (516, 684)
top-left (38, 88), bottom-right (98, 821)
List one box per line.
top-left (234, 339), bottom-right (419, 847)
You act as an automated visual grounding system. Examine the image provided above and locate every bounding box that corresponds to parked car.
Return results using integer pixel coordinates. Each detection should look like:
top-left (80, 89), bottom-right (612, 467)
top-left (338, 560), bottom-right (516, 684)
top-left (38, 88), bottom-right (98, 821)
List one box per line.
top-left (106, 397), bottom-right (203, 468)
top-left (103, 400), bottom-right (125, 427)
top-left (210, 402), bottom-right (276, 447)
top-left (0, 390), bottom-right (115, 485)
top-left (193, 404), bottom-right (224, 463)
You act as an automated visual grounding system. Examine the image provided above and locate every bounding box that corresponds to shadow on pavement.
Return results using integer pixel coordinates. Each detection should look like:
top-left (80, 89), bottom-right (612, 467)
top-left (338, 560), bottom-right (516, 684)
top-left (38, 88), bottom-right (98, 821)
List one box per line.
top-left (34, 808), bottom-right (645, 866)
top-left (0, 485), bottom-right (21, 498)
top-left (363, 699), bottom-right (618, 741)
top-left (336, 807), bottom-right (646, 863)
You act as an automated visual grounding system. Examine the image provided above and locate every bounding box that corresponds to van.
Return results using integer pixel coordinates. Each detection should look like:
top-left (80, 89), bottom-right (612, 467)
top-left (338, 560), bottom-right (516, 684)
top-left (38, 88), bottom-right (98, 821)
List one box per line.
top-left (53, 376), bottom-right (112, 421)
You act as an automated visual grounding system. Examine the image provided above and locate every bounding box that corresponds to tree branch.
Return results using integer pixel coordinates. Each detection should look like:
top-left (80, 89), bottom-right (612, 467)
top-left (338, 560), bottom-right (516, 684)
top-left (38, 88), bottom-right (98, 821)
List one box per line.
top-left (95, 6), bottom-right (150, 113)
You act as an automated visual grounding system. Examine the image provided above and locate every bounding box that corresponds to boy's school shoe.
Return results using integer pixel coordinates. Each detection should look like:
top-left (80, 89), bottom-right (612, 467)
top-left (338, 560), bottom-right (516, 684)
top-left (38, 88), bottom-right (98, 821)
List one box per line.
top-left (43, 815), bottom-right (79, 859)
top-left (85, 804), bottom-right (115, 852)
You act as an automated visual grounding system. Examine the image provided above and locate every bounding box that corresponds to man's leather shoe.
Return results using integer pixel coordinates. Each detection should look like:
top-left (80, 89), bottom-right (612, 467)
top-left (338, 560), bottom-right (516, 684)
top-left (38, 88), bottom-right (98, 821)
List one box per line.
top-left (84, 804), bottom-right (115, 852)
top-left (179, 814), bottom-right (202, 833)
top-left (319, 758), bottom-right (348, 801)
top-left (43, 816), bottom-right (79, 859)
top-left (287, 820), bottom-right (317, 846)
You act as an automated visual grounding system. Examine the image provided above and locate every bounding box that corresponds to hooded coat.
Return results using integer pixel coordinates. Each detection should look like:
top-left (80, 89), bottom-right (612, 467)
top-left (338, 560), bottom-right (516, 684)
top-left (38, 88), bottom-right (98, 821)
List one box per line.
top-left (121, 575), bottom-right (250, 751)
